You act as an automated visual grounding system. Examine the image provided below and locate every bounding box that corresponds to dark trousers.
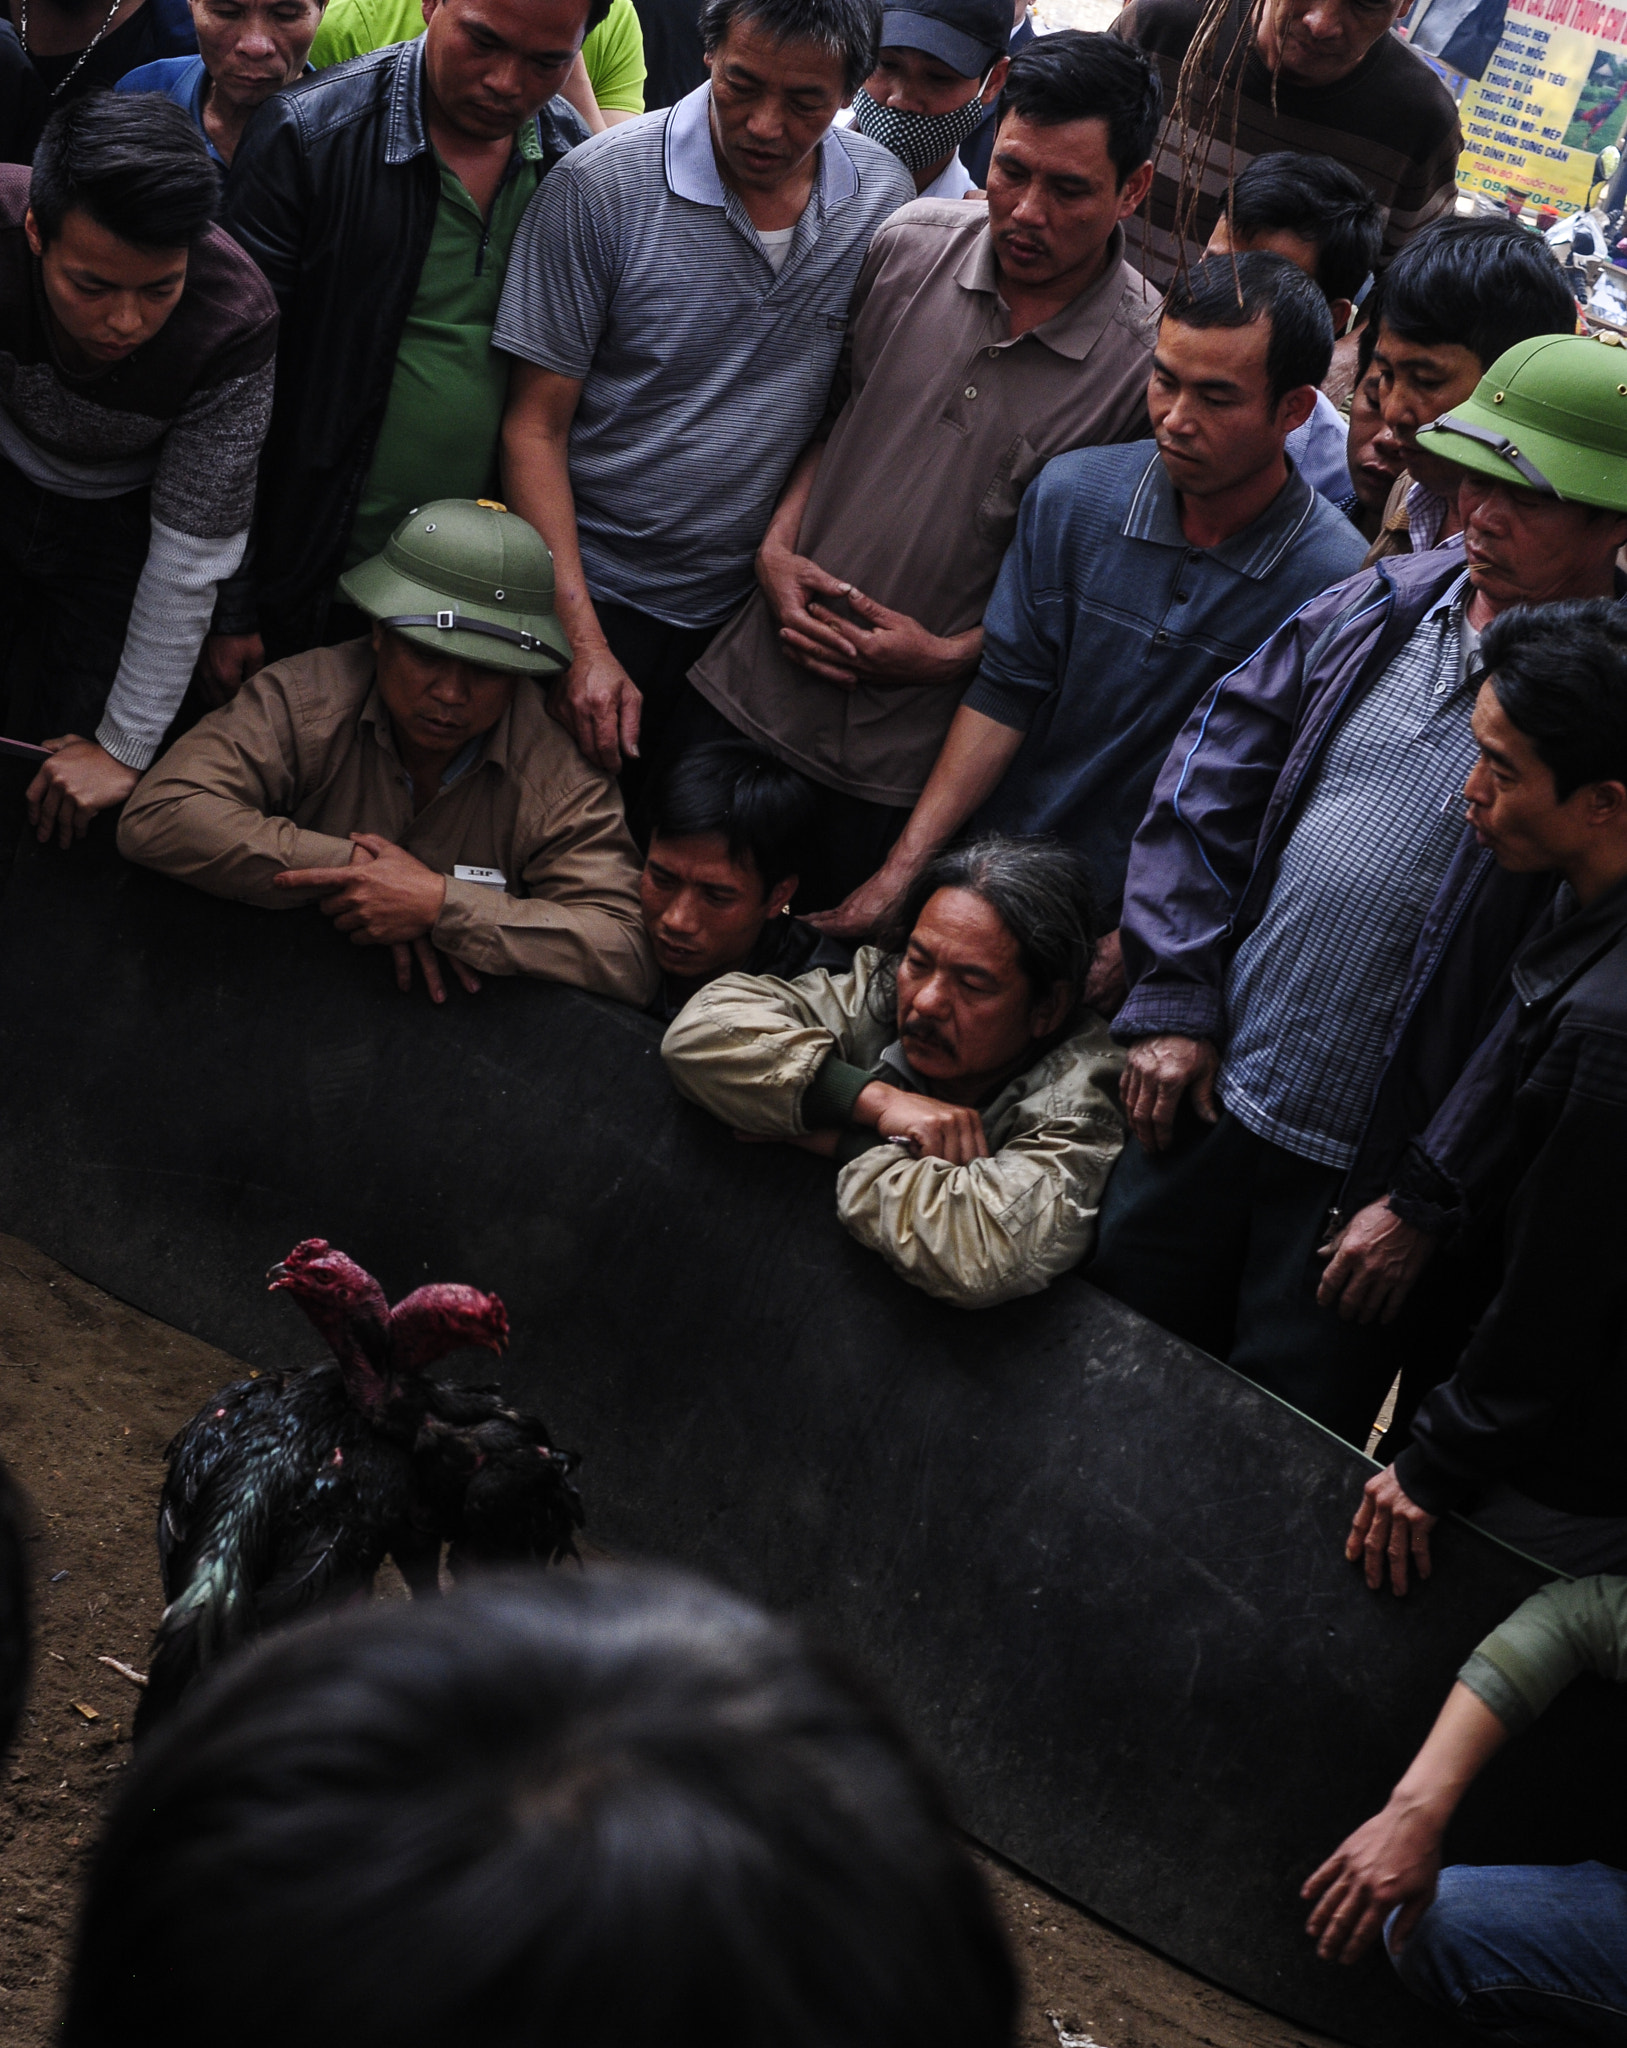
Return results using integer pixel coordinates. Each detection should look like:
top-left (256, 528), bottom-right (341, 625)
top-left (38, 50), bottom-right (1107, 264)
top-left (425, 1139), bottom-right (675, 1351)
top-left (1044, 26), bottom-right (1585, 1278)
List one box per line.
top-left (0, 461), bottom-right (151, 890)
top-left (647, 679), bottom-right (910, 914)
top-left (1089, 1107), bottom-right (1485, 1451)
top-left (598, 600), bottom-right (724, 823)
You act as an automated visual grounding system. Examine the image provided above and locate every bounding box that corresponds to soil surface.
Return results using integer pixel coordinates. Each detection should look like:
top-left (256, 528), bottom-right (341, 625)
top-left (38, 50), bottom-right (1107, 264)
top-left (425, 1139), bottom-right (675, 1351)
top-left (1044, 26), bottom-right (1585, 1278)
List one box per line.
top-left (0, 1232), bottom-right (1343, 2048)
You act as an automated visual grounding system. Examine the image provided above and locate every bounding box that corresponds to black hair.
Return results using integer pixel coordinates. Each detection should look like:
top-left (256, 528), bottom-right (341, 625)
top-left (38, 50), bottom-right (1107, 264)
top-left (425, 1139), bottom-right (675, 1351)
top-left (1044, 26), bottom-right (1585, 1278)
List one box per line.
top-left (1164, 251), bottom-right (1334, 407)
top-left (1481, 600), bottom-right (1627, 800)
top-left (29, 91), bottom-right (219, 252)
top-left (1226, 150), bottom-right (1382, 305)
top-left (700, 0), bottom-right (881, 96)
top-left (1381, 217), bottom-right (1577, 372)
top-left (647, 741), bottom-right (817, 890)
top-left (992, 30), bottom-right (1160, 186)
top-left (1354, 283), bottom-right (1382, 383)
top-left (61, 1568), bottom-right (1017, 2048)
top-left (870, 835), bottom-right (1100, 1036)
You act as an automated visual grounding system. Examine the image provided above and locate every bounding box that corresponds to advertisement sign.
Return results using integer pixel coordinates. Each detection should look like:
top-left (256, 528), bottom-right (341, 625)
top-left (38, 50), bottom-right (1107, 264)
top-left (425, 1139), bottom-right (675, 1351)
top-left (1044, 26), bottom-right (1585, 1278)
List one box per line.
top-left (1453, 0), bottom-right (1627, 211)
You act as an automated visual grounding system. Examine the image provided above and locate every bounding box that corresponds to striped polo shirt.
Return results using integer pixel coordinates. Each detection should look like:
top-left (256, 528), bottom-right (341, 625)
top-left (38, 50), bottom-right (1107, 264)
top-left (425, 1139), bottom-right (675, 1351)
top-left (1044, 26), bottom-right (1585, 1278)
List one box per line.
top-left (494, 85), bottom-right (916, 629)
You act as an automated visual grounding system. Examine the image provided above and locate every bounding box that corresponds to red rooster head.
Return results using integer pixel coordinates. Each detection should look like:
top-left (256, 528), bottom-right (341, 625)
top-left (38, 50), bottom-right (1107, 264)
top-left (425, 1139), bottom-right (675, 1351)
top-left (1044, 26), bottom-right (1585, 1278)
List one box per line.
top-left (387, 1284), bottom-right (510, 1374)
top-left (268, 1240), bottom-right (393, 1409)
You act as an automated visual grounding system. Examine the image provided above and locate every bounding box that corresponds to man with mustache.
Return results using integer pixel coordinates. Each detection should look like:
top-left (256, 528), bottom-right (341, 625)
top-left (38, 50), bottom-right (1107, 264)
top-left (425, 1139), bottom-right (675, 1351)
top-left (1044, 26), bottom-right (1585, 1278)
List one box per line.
top-left (662, 835), bottom-right (1125, 1308)
top-left (199, 0), bottom-right (597, 690)
top-left (1092, 332), bottom-right (1627, 1454)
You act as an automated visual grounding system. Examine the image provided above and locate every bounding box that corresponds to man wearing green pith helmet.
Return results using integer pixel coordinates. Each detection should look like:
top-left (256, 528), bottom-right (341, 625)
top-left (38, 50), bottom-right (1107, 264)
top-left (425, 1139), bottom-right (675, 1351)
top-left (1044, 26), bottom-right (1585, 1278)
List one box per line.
top-left (118, 499), bottom-right (657, 1008)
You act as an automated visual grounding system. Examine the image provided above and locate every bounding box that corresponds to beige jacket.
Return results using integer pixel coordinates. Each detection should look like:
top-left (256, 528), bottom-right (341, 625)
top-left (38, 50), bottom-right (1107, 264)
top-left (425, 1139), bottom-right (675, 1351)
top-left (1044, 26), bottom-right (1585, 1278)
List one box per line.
top-left (117, 640), bottom-right (656, 1004)
top-left (662, 949), bottom-right (1127, 1310)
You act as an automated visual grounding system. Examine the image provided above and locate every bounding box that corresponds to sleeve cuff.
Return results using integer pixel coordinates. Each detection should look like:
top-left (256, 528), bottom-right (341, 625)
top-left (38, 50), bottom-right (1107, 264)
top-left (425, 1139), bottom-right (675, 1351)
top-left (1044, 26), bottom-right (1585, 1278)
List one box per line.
top-left (962, 674), bottom-right (1043, 732)
top-left (803, 1051), bottom-right (877, 1129)
top-left (1456, 1650), bottom-right (1535, 1735)
top-left (1388, 1143), bottom-right (1461, 1239)
top-left (94, 717), bottom-right (159, 772)
top-left (1111, 986), bottom-right (1226, 1047)
top-left (1392, 1440), bottom-right (1471, 1518)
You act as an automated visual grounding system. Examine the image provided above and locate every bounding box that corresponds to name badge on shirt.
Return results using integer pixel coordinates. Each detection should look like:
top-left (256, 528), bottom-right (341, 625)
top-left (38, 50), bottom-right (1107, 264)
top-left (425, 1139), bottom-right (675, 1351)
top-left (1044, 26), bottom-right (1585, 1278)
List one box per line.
top-left (453, 864), bottom-right (507, 888)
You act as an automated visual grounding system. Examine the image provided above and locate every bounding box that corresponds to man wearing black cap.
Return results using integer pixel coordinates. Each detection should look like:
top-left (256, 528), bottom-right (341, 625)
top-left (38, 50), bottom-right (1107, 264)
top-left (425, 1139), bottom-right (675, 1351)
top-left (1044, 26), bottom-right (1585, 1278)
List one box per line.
top-left (840, 0), bottom-right (1011, 200)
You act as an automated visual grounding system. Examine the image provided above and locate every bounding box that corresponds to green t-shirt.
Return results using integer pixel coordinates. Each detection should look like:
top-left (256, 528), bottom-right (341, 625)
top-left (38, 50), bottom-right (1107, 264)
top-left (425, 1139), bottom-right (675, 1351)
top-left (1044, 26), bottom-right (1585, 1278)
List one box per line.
top-left (309, 0), bottom-right (646, 113)
top-left (343, 135), bottom-right (542, 570)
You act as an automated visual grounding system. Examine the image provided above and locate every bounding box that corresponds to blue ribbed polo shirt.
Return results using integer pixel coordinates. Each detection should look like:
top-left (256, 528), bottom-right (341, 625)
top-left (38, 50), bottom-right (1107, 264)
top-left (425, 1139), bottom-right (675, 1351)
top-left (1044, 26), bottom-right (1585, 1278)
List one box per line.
top-left (494, 84), bottom-right (915, 628)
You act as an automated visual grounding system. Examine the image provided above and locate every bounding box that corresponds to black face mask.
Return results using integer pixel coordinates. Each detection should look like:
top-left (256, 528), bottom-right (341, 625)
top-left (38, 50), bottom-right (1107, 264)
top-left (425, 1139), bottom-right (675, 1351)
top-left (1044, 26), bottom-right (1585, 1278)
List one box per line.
top-left (848, 78), bottom-right (992, 173)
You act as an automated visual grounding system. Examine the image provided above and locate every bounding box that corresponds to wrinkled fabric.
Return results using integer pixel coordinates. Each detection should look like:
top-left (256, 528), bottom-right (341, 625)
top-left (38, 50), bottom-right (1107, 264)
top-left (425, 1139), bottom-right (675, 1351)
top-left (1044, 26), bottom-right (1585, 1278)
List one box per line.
top-left (661, 948), bottom-right (1126, 1308)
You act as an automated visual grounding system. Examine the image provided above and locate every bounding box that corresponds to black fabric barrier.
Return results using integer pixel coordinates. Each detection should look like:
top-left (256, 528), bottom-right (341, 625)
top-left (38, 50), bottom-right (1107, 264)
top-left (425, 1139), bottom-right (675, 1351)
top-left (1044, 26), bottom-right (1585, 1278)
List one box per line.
top-left (1, 834), bottom-right (1623, 2046)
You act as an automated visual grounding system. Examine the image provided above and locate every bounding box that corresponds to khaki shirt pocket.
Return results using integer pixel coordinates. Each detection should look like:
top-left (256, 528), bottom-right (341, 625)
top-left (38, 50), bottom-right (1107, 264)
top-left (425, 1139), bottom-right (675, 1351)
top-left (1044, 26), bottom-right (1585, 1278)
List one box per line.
top-left (973, 433), bottom-right (1045, 552)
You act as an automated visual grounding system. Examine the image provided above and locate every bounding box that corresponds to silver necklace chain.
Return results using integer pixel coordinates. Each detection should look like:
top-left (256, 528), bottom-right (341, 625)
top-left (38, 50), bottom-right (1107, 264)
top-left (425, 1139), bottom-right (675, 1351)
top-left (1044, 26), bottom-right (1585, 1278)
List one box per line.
top-left (18, 0), bottom-right (128, 97)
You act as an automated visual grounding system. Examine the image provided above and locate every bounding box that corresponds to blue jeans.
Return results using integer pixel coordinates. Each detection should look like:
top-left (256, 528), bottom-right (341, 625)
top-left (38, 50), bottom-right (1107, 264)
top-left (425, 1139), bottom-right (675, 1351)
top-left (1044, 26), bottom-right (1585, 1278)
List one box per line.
top-left (1393, 1863), bottom-right (1627, 2043)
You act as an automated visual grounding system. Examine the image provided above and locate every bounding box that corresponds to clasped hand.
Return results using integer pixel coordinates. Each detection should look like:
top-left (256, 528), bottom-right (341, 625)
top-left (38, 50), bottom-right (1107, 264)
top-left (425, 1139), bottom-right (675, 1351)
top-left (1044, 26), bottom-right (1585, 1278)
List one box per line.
top-left (758, 540), bottom-right (971, 690)
top-left (272, 834), bottom-right (479, 1005)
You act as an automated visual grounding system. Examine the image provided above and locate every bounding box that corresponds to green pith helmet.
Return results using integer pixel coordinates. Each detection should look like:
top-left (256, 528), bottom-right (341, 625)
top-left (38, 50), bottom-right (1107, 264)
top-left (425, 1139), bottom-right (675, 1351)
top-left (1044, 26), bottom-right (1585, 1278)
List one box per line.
top-left (1414, 332), bottom-right (1627, 513)
top-left (338, 499), bottom-right (573, 678)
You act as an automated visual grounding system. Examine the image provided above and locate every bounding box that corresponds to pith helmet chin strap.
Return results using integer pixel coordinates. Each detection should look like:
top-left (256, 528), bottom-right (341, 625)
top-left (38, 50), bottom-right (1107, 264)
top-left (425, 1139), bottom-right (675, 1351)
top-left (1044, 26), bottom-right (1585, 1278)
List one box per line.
top-left (1429, 416), bottom-right (1560, 496)
top-left (377, 610), bottom-right (558, 656)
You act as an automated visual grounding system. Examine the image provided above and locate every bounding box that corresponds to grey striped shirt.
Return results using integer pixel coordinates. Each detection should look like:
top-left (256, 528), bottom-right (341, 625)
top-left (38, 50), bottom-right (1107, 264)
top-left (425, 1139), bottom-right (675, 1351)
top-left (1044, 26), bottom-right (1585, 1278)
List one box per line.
top-left (494, 85), bottom-right (916, 628)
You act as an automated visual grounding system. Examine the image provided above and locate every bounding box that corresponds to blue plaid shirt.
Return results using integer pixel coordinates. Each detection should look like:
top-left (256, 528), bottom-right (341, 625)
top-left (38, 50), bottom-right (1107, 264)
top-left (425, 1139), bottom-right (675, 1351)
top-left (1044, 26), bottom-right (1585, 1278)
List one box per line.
top-left (1219, 571), bottom-right (1481, 1169)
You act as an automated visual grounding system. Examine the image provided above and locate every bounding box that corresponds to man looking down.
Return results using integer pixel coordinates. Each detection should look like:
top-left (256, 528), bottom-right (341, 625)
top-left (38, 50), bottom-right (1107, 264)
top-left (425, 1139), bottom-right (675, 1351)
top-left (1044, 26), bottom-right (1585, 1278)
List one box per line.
top-left (117, 500), bottom-right (655, 1007)
top-left (642, 739), bottom-right (836, 1021)
top-left (0, 93), bottom-right (275, 844)
top-left (812, 254), bottom-right (1367, 962)
top-left (838, 0), bottom-right (1010, 200)
top-left (1347, 594), bottom-right (1627, 1591)
top-left (116, 0), bottom-right (327, 168)
top-left (495, 0), bottom-right (915, 789)
top-left (211, 0), bottom-right (594, 677)
top-left (685, 30), bottom-right (1162, 909)
top-left (1091, 332), bottom-right (1627, 1449)
top-left (662, 836), bottom-right (1125, 1308)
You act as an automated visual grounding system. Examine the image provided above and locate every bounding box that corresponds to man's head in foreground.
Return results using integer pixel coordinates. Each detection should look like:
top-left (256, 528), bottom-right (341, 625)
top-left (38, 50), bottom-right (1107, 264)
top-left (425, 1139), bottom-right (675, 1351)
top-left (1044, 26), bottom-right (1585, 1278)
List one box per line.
top-left (1413, 333), bottom-right (1627, 616)
top-left (984, 31), bottom-right (1159, 301)
top-left (1151, 253), bottom-right (1332, 502)
top-left (1367, 219), bottom-right (1577, 500)
top-left (700, 0), bottom-right (883, 196)
top-left (62, 1567), bottom-right (1017, 2048)
top-left (25, 92), bottom-right (220, 371)
top-left (1467, 600), bottom-right (1627, 903)
top-left (641, 741), bottom-right (818, 983)
top-left (338, 498), bottom-right (572, 780)
top-left (873, 837), bottom-right (1098, 1103)
top-left (1203, 150), bottom-right (1381, 336)
top-left (848, 0), bottom-right (1011, 190)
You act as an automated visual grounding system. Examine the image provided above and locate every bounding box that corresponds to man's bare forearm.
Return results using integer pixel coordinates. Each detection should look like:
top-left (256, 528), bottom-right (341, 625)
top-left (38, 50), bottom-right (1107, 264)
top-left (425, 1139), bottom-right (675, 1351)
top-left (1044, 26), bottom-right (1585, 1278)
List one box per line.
top-left (500, 410), bottom-right (607, 658)
top-left (761, 441), bottom-right (826, 557)
top-left (1385, 1682), bottom-right (1511, 1833)
top-left (882, 706), bottom-right (1025, 879)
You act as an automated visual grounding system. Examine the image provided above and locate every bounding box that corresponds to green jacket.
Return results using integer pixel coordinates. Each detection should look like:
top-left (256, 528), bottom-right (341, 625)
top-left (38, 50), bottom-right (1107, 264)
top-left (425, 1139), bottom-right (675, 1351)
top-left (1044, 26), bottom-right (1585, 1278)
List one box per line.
top-left (661, 947), bottom-right (1127, 1311)
top-left (1460, 1575), bottom-right (1627, 1733)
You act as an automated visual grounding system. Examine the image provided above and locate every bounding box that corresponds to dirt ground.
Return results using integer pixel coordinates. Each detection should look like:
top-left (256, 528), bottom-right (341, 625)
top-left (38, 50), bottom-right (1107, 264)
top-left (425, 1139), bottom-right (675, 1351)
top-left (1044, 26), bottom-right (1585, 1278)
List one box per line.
top-left (0, 1232), bottom-right (1342, 2048)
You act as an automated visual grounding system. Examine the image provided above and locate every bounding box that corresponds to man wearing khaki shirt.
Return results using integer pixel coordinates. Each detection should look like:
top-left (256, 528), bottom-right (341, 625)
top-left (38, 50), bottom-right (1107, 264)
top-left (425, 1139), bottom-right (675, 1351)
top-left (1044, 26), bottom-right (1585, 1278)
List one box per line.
top-left (118, 500), bottom-right (656, 1009)
top-left (680, 30), bottom-right (1161, 908)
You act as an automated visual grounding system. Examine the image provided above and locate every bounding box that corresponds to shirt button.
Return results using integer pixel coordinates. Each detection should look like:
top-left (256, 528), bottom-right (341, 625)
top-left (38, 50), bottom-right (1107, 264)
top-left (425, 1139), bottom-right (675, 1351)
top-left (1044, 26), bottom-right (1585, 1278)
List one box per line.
top-left (1173, 590), bottom-right (1189, 602)
top-left (986, 346), bottom-right (999, 357)
top-left (964, 385), bottom-right (977, 399)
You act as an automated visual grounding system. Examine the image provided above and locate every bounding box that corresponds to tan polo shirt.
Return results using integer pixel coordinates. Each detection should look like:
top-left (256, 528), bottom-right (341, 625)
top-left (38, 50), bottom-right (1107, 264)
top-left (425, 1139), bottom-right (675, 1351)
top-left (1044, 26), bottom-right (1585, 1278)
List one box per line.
top-left (688, 198), bottom-right (1160, 809)
top-left (117, 639), bottom-right (657, 1005)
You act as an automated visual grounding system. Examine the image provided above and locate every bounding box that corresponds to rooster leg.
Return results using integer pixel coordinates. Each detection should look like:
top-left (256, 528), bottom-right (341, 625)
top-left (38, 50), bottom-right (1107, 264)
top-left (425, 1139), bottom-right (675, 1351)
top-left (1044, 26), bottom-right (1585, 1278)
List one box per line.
top-left (389, 1526), bottom-right (443, 1598)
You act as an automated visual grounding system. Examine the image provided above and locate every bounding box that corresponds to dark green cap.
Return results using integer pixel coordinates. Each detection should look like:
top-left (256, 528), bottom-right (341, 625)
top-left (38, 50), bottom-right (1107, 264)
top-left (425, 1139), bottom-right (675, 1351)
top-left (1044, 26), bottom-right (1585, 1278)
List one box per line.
top-left (338, 499), bottom-right (573, 677)
top-left (1415, 332), bottom-right (1627, 512)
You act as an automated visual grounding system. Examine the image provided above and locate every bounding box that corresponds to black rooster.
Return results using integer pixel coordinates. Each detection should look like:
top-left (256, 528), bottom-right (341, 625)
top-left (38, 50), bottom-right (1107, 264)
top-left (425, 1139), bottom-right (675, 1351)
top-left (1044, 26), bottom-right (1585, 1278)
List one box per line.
top-left (136, 1240), bottom-right (581, 1737)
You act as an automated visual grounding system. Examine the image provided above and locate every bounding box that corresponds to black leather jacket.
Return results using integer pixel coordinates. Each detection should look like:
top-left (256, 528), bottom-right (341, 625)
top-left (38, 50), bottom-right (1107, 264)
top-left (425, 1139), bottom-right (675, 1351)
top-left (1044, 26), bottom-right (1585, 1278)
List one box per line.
top-left (221, 41), bottom-right (587, 653)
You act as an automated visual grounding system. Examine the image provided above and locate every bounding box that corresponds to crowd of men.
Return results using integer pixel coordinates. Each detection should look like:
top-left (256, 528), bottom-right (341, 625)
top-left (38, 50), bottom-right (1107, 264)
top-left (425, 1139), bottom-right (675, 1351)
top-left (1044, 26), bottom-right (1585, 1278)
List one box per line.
top-left (2, 0), bottom-right (1627, 2029)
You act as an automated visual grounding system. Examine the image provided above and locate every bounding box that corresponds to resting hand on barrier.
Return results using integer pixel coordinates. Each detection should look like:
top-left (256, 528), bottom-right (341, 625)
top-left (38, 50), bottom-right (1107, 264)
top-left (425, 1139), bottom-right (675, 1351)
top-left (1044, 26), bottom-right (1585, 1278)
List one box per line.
top-left (853, 1081), bottom-right (990, 1166)
top-left (1120, 1034), bottom-right (1219, 1154)
top-left (1317, 1199), bottom-right (1435, 1324)
top-left (1347, 1463), bottom-right (1438, 1596)
top-left (272, 833), bottom-right (447, 946)
top-left (26, 737), bottom-right (140, 847)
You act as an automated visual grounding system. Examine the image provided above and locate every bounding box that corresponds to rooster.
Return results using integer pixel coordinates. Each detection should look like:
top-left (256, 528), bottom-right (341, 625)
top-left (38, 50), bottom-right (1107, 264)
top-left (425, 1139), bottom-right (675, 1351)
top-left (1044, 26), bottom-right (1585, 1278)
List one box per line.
top-left (136, 1240), bottom-right (581, 1737)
